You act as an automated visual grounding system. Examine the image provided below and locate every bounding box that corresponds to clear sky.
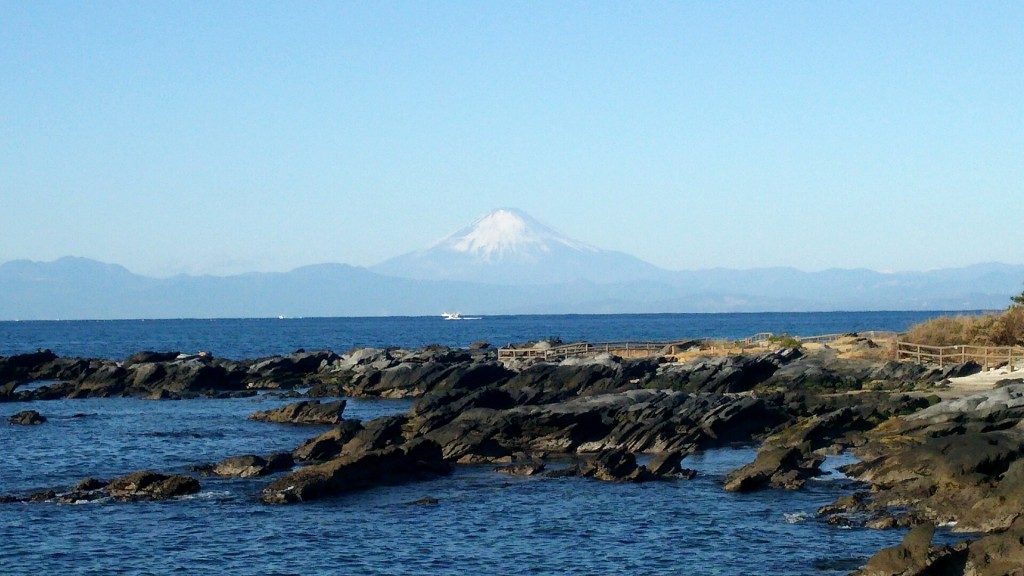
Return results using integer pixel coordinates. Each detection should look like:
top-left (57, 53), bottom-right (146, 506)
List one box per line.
top-left (2, 1), bottom-right (1022, 277)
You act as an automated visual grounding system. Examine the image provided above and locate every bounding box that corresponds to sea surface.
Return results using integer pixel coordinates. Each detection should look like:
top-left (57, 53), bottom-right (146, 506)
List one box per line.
top-left (0, 310), bottom-right (974, 360)
top-left (1, 312), bottom-right (970, 574)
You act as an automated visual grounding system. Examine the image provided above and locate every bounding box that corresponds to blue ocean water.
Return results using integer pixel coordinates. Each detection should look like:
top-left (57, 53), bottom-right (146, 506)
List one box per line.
top-left (0, 313), bottom-right (969, 574)
top-left (0, 310), bottom-right (970, 359)
top-left (1, 396), bottom-right (907, 575)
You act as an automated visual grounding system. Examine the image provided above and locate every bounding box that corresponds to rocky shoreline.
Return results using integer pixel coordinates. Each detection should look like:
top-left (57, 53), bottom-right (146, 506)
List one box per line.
top-left (4, 338), bottom-right (1023, 575)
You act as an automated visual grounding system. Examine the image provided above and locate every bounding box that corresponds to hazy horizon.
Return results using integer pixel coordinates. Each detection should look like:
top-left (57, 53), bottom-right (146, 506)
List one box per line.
top-left (3, 3), bottom-right (1022, 277)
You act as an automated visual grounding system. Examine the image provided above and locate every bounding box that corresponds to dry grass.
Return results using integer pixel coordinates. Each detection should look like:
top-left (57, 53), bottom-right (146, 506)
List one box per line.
top-left (904, 307), bottom-right (1024, 347)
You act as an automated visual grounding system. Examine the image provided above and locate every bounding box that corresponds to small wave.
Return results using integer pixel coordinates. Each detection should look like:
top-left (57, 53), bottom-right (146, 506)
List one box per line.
top-left (142, 430), bottom-right (224, 439)
top-left (783, 512), bottom-right (808, 524)
top-left (938, 520), bottom-right (958, 528)
top-left (179, 490), bottom-right (232, 501)
top-left (70, 497), bottom-right (110, 505)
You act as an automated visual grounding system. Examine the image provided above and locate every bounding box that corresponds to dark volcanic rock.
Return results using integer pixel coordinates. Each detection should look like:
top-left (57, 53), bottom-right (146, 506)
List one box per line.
top-left (246, 350), bottom-right (340, 388)
top-left (811, 385), bottom-right (1024, 536)
top-left (855, 524), bottom-right (942, 576)
top-left (724, 445), bottom-right (824, 492)
top-left (250, 400), bottom-right (347, 425)
top-left (410, 388), bottom-right (783, 466)
top-left (579, 448), bottom-right (651, 482)
top-left (762, 350), bottom-right (981, 392)
top-left (124, 351), bottom-right (181, 366)
top-left (261, 439), bottom-right (451, 504)
top-left (653, 349), bottom-right (799, 394)
top-left (74, 477), bottom-right (108, 491)
top-left (647, 449), bottom-right (695, 478)
top-left (495, 461), bottom-right (547, 476)
top-left (105, 471), bottom-right (200, 501)
top-left (6, 471), bottom-right (198, 505)
top-left (293, 420), bottom-right (365, 461)
top-left (211, 453), bottom-right (294, 478)
top-left (854, 516), bottom-right (1024, 576)
top-left (8, 409), bottom-right (46, 425)
top-left (0, 350), bottom-right (59, 391)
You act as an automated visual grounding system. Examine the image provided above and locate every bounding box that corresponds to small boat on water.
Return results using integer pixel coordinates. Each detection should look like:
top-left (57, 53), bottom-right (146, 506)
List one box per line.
top-left (442, 312), bottom-right (482, 320)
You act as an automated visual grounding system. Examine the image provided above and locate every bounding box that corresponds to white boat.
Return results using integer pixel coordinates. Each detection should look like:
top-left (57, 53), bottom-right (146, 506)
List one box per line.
top-left (442, 312), bottom-right (482, 320)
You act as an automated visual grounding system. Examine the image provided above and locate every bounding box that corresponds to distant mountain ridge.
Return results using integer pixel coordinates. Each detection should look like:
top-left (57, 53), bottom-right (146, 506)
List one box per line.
top-left (1, 256), bottom-right (1020, 320)
top-left (1, 208), bottom-right (1022, 319)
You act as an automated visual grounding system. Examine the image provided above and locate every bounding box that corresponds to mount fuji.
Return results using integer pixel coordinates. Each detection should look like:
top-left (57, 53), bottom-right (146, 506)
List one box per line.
top-left (372, 208), bottom-right (667, 285)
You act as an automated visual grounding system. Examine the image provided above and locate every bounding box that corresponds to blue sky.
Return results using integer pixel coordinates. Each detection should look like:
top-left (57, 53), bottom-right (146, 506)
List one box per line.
top-left (2, 1), bottom-right (1021, 276)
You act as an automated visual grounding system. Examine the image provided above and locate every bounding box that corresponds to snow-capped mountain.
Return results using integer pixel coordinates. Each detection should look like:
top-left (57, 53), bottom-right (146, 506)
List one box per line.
top-left (372, 208), bottom-right (668, 285)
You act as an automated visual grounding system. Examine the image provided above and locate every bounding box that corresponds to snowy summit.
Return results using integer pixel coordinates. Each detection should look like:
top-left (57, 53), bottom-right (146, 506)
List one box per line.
top-left (443, 209), bottom-right (594, 262)
top-left (372, 208), bottom-right (665, 285)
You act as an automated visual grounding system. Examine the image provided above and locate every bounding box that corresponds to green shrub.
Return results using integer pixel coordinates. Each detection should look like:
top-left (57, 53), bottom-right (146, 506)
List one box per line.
top-left (767, 334), bottom-right (803, 349)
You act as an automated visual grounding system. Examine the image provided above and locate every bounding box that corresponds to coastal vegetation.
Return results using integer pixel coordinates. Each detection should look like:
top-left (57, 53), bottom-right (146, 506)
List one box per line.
top-left (903, 289), bottom-right (1024, 347)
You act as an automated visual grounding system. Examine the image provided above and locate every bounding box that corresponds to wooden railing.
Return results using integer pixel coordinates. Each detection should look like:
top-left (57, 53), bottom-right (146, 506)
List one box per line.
top-left (497, 340), bottom-right (691, 362)
top-left (795, 331), bottom-right (898, 345)
top-left (895, 341), bottom-right (1024, 371)
top-left (739, 331), bottom-right (898, 346)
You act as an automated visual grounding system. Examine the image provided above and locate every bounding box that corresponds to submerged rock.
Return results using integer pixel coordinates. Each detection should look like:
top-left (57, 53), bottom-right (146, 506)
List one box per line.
top-left (105, 471), bottom-right (200, 501)
top-left (8, 410), bottom-right (46, 425)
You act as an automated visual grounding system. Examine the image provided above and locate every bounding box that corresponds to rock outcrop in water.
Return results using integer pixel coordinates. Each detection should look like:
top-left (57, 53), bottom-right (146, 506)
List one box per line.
top-left (261, 439), bottom-right (450, 504)
top-left (3, 470), bottom-right (201, 504)
top-left (105, 471), bottom-right (201, 501)
top-left (249, 399), bottom-right (347, 425)
top-left (198, 453), bottom-right (295, 478)
top-left (8, 409), bottom-right (46, 425)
